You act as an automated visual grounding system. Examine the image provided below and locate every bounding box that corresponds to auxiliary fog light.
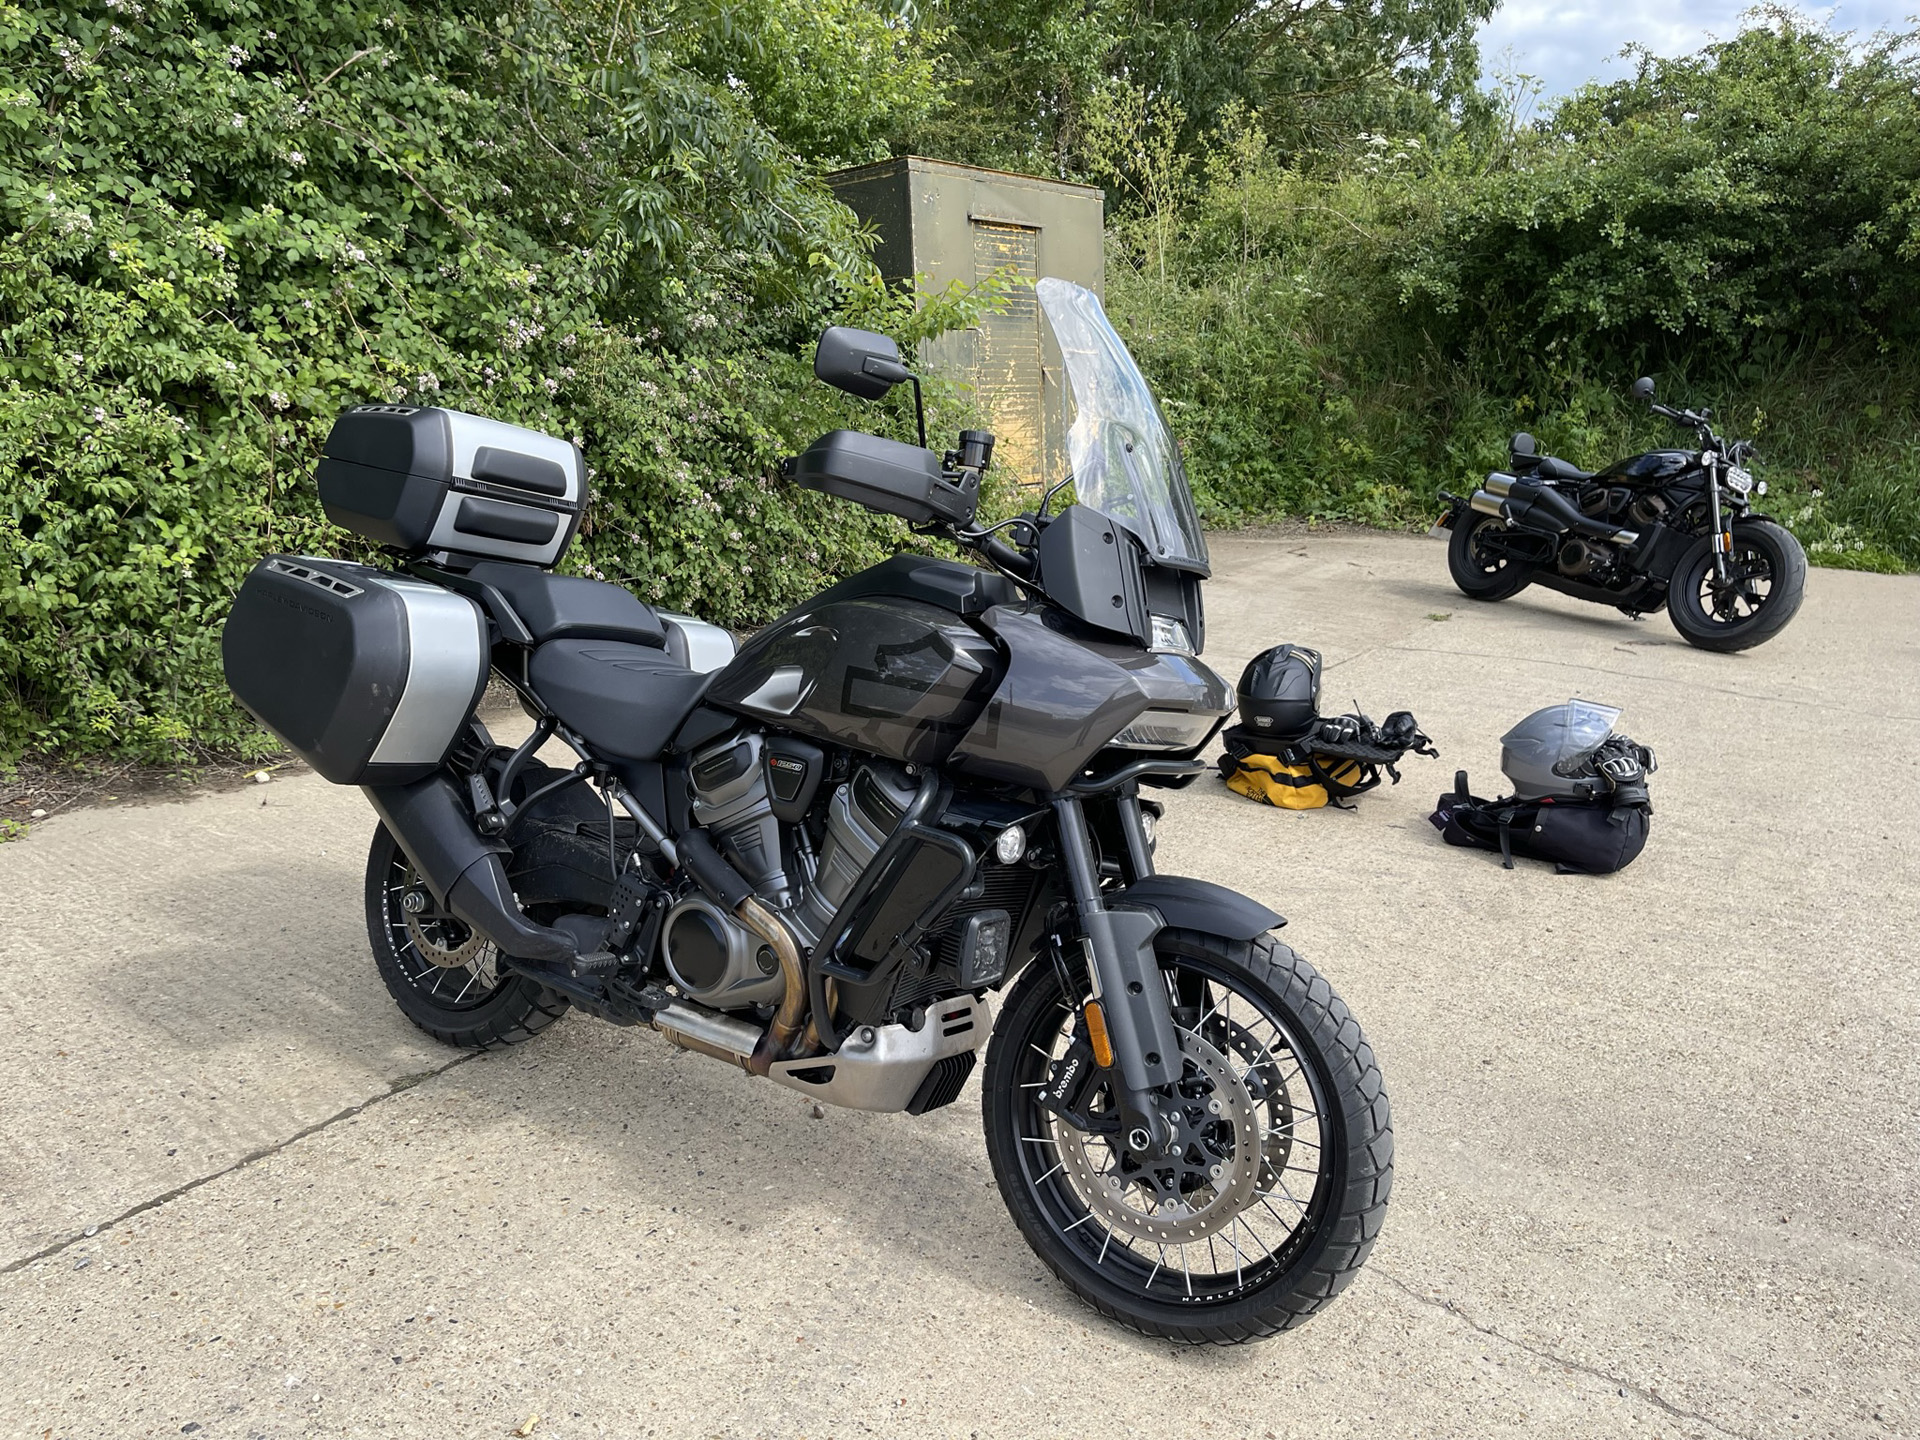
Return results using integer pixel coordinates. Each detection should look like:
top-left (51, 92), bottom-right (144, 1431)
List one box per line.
top-left (994, 823), bottom-right (1028, 865)
top-left (956, 909), bottom-right (1013, 989)
top-left (1138, 808), bottom-right (1158, 853)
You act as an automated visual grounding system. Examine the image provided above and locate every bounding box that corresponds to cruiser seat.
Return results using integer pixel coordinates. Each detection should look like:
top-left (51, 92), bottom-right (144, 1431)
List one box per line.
top-left (528, 640), bottom-right (712, 761)
top-left (464, 561), bottom-right (668, 648)
top-left (1535, 456), bottom-right (1595, 483)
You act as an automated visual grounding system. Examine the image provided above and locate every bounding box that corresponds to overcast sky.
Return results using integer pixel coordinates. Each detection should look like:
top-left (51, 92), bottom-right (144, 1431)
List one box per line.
top-left (1476, 3), bottom-right (1918, 104)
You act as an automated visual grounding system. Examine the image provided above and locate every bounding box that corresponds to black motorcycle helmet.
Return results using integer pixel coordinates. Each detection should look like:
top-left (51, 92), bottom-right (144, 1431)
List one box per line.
top-left (1234, 644), bottom-right (1321, 743)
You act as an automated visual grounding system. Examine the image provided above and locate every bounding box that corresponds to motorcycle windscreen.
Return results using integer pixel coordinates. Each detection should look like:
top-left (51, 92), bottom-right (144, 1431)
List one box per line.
top-left (1037, 277), bottom-right (1209, 575)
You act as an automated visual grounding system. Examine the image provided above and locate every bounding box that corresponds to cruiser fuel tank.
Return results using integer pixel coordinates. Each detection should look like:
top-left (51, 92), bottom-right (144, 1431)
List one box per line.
top-left (705, 595), bottom-right (1003, 765)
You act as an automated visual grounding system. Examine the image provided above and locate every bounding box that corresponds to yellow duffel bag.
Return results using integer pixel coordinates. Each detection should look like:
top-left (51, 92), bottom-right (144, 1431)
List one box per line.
top-left (1221, 749), bottom-right (1373, 810)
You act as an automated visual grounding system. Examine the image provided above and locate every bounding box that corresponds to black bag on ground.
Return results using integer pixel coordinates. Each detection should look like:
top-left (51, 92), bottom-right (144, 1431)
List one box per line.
top-left (1430, 771), bottom-right (1651, 874)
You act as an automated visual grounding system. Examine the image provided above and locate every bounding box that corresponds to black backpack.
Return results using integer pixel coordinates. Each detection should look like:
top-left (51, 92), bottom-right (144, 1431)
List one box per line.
top-left (1429, 768), bottom-right (1651, 874)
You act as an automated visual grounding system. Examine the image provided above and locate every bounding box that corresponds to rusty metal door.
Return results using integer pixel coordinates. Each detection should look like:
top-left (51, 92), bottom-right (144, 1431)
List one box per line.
top-left (970, 219), bottom-right (1044, 489)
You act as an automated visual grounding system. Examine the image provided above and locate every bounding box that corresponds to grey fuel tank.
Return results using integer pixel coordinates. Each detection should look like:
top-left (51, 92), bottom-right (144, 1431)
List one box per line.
top-left (704, 557), bottom-right (1006, 765)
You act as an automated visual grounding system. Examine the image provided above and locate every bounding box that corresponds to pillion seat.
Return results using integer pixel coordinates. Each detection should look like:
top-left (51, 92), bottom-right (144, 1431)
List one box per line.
top-left (464, 561), bottom-right (669, 647)
top-left (527, 640), bottom-right (714, 761)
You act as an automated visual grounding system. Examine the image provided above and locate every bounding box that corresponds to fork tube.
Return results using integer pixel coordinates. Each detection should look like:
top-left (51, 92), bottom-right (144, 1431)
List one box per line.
top-left (1116, 790), bottom-right (1155, 882)
top-left (1051, 797), bottom-right (1180, 1095)
top-left (1704, 455), bottom-right (1730, 583)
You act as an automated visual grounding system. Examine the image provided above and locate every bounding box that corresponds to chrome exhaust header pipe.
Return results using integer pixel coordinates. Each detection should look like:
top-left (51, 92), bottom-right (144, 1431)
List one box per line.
top-left (1468, 490), bottom-right (1507, 519)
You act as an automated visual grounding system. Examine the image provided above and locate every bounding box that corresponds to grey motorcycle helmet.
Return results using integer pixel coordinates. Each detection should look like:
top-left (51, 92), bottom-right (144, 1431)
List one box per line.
top-left (1500, 700), bottom-right (1623, 800)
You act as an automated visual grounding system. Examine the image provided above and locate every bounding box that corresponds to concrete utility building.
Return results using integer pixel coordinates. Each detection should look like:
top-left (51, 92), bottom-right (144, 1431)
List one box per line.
top-left (827, 156), bottom-right (1105, 490)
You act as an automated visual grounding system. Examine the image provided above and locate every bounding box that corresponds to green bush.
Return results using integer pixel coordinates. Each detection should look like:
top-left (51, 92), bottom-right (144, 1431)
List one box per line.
top-left (1090, 17), bottom-right (1920, 569)
top-left (0, 0), bottom-right (957, 763)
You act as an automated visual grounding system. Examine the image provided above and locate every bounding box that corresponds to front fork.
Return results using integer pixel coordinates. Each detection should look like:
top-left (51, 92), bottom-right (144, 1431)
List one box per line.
top-left (1049, 793), bottom-right (1182, 1156)
top-left (1704, 456), bottom-right (1732, 584)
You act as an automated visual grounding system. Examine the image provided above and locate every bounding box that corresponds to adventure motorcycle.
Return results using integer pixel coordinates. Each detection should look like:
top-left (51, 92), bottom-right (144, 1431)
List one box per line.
top-left (222, 278), bottom-right (1391, 1343)
top-left (1434, 377), bottom-right (1807, 651)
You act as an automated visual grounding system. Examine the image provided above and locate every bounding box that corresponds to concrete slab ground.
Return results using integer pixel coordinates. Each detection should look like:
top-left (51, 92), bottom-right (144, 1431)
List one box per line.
top-left (0, 530), bottom-right (1914, 1440)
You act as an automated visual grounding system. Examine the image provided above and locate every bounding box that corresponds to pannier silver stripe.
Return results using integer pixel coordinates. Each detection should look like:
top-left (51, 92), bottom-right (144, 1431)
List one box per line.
top-left (442, 411), bottom-right (582, 501)
top-left (368, 577), bottom-right (486, 766)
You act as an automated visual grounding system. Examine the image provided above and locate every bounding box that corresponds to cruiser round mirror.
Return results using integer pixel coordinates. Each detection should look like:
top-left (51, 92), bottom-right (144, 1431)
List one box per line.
top-left (815, 326), bottom-right (911, 401)
top-left (1631, 376), bottom-right (1655, 402)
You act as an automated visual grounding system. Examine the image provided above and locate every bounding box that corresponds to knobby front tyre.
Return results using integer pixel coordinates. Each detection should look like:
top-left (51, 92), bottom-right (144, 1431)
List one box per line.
top-left (982, 928), bottom-right (1392, 1344)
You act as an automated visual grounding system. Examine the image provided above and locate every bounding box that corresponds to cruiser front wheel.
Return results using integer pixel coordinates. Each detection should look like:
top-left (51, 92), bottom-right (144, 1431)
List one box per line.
top-left (982, 928), bottom-right (1392, 1344)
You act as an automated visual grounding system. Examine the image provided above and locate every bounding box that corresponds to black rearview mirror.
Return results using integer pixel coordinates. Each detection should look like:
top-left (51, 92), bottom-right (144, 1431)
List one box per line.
top-left (815, 326), bottom-right (911, 401)
top-left (1631, 376), bottom-right (1656, 402)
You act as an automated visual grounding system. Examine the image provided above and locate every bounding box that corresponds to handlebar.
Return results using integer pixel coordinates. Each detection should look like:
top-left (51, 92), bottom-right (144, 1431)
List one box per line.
top-left (980, 534), bottom-right (1035, 579)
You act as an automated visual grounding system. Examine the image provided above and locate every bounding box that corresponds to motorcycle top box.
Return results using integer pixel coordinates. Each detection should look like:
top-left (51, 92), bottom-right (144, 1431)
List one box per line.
top-left (317, 404), bottom-right (586, 567)
top-left (222, 555), bottom-right (488, 785)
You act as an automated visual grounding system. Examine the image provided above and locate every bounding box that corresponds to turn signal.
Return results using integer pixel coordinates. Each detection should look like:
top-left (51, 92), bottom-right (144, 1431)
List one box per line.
top-left (1083, 1000), bottom-right (1115, 1069)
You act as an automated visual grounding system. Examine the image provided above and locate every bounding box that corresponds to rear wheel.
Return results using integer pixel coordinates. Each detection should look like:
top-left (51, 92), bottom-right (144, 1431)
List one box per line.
top-left (1667, 519), bottom-right (1806, 652)
top-left (364, 824), bottom-right (569, 1049)
top-left (982, 929), bottom-right (1392, 1344)
top-left (1447, 511), bottom-right (1533, 600)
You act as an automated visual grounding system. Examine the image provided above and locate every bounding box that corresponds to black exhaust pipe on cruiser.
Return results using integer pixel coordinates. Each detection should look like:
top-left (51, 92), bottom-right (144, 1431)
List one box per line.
top-left (1469, 473), bottom-right (1637, 546)
top-left (363, 774), bottom-right (585, 965)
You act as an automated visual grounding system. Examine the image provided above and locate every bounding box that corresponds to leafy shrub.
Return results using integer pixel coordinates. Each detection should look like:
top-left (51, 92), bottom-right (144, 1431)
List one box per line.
top-left (0, 0), bottom-right (956, 762)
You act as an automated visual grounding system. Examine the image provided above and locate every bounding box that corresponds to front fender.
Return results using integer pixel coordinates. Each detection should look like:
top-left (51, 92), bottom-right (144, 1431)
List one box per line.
top-left (1109, 876), bottom-right (1284, 940)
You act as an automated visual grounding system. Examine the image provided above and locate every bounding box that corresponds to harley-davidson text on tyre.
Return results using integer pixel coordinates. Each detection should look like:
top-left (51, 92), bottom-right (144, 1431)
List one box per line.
top-left (223, 279), bottom-right (1392, 1343)
top-left (1435, 376), bottom-right (1807, 651)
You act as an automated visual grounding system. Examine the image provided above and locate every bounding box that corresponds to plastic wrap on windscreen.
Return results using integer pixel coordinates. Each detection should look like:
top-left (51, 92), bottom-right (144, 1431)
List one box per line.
top-left (1037, 277), bottom-right (1209, 574)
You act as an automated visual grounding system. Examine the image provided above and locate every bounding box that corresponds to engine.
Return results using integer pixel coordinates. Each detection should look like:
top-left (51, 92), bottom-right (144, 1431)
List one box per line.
top-left (660, 735), bottom-right (915, 1010)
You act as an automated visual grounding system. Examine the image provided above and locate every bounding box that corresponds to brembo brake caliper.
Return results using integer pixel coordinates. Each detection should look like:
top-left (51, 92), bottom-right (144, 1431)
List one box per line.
top-left (1037, 936), bottom-right (1168, 1149)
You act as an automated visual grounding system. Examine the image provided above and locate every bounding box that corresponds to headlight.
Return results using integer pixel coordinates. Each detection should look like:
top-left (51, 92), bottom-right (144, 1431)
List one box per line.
top-left (993, 824), bottom-right (1027, 865)
top-left (1149, 615), bottom-right (1195, 655)
top-left (1109, 709), bottom-right (1215, 751)
top-left (1724, 465), bottom-right (1753, 496)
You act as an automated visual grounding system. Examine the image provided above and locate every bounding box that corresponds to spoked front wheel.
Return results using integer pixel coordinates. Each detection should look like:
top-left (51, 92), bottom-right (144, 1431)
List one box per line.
top-left (983, 929), bottom-right (1392, 1343)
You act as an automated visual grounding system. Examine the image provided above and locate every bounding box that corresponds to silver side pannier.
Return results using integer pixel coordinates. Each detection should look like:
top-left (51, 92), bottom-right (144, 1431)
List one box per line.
top-left (316, 405), bottom-right (585, 567)
top-left (221, 556), bottom-right (488, 785)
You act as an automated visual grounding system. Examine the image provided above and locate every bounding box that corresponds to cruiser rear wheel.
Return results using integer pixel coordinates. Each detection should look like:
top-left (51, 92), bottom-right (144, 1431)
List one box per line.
top-left (364, 824), bottom-right (569, 1049)
top-left (1448, 511), bottom-right (1534, 600)
top-left (983, 929), bottom-right (1392, 1344)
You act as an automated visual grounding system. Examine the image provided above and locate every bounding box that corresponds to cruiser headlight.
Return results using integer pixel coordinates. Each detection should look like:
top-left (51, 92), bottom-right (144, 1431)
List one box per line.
top-left (1149, 615), bottom-right (1195, 655)
top-left (1724, 465), bottom-right (1753, 496)
top-left (1109, 709), bottom-right (1214, 751)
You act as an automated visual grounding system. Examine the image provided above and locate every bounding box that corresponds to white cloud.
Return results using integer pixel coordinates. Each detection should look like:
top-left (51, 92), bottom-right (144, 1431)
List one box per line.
top-left (1476, 2), bottom-right (1912, 102)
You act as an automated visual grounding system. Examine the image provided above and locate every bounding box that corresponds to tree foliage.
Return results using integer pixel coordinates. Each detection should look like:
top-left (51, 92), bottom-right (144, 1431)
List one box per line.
top-left (0, 0), bottom-right (954, 760)
top-left (915, 0), bottom-right (1495, 176)
top-left (1095, 13), bottom-right (1920, 570)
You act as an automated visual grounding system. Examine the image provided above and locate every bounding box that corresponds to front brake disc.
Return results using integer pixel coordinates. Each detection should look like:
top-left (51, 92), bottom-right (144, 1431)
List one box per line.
top-left (1052, 1031), bottom-right (1262, 1246)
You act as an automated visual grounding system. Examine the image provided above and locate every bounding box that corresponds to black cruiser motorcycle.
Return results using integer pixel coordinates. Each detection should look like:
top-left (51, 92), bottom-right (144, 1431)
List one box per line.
top-left (1435, 377), bottom-right (1807, 651)
top-left (222, 279), bottom-right (1390, 1343)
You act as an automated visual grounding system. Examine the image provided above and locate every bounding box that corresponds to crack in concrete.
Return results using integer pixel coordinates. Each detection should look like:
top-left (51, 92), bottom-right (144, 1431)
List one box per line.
top-left (1377, 1267), bottom-right (1759, 1440)
top-left (0, 1055), bottom-right (475, 1276)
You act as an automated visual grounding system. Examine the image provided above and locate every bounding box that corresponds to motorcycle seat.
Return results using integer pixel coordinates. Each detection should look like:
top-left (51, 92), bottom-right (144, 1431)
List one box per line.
top-left (464, 561), bottom-right (668, 648)
top-left (1534, 456), bottom-right (1594, 483)
top-left (527, 639), bottom-right (714, 761)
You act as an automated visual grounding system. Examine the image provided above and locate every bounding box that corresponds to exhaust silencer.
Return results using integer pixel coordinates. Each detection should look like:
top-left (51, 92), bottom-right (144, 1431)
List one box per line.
top-left (1484, 472), bottom-right (1516, 498)
top-left (1469, 490), bottom-right (1507, 519)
